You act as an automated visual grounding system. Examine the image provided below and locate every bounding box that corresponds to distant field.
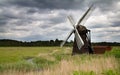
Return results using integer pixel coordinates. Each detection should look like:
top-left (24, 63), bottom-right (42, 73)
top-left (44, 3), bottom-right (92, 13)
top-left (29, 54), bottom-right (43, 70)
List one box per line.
top-left (0, 47), bottom-right (60, 63)
top-left (0, 46), bottom-right (120, 75)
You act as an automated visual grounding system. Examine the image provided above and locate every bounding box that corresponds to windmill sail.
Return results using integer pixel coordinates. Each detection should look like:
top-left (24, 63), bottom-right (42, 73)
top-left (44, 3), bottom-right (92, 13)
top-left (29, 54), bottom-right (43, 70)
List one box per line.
top-left (76, 4), bottom-right (95, 26)
top-left (60, 29), bottom-right (74, 47)
top-left (67, 15), bottom-right (75, 28)
top-left (67, 15), bottom-right (84, 50)
top-left (74, 28), bottom-right (84, 50)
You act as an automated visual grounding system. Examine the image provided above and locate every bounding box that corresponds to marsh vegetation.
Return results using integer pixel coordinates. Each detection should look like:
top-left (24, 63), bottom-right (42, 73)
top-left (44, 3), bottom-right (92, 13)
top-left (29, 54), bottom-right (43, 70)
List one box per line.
top-left (0, 47), bottom-right (120, 75)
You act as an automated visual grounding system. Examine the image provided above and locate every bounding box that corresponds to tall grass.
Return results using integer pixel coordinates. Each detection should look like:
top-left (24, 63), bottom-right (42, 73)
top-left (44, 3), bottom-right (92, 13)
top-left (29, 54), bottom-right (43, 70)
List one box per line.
top-left (0, 46), bottom-right (120, 75)
top-left (1, 55), bottom-right (119, 75)
top-left (38, 55), bottom-right (119, 75)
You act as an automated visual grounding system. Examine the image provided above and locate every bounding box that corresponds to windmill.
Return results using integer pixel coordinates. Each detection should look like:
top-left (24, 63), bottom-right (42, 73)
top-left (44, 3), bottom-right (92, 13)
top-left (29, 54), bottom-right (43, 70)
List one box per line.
top-left (60, 5), bottom-right (95, 55)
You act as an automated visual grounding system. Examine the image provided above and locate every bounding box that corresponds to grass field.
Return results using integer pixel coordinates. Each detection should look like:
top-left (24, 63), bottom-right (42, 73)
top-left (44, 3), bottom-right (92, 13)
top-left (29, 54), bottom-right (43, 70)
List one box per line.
top-left (0, 46), bottom-right (120, 75)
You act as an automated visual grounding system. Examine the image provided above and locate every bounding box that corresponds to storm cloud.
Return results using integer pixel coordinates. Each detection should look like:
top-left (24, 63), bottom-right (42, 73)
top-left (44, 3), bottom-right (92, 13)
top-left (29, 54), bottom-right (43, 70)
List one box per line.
top-left (0, 0), bottom-right (120, 42)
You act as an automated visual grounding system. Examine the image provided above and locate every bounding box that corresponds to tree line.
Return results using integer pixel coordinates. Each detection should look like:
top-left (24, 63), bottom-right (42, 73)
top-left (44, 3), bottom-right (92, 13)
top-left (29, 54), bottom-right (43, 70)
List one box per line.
top-left (92, 42), bottom-right (120, 46)
top-left (0, 39), bottom-right (120, 47)
top-left (0, 39), bottom-right (73, 47)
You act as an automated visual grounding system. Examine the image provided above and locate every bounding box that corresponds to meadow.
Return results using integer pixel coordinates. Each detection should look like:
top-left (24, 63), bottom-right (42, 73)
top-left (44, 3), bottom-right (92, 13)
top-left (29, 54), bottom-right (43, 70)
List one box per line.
top-left (0, 46), bottom-right (120, 75)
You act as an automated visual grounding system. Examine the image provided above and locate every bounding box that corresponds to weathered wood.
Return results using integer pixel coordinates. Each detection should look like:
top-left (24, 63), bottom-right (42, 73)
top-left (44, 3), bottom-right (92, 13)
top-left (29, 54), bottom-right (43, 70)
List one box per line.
top-left (72, 25), bottom-right (93, 55)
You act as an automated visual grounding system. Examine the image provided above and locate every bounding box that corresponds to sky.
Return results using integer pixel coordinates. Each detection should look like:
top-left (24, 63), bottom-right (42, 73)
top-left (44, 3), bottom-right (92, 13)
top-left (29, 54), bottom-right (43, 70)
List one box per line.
top-left (0, 0), bottom-right (120, 42)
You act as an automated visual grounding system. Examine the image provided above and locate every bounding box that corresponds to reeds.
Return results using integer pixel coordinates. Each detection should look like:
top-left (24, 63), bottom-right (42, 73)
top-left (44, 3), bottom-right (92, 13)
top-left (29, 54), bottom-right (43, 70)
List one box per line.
top-left (1, 55), bottom-right (119, 75)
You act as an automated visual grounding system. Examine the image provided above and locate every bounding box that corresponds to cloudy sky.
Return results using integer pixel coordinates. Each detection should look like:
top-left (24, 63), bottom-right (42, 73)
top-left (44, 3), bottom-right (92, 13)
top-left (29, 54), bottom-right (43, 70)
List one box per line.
top-left (0, 0), bottom-right (120, 42)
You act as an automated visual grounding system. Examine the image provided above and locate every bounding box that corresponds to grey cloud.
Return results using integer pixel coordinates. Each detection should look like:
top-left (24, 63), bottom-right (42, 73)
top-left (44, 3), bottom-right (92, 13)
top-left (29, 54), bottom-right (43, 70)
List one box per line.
top-left (26, 8), bottom-right (51, 15)
top-left (0, 9), bottom-right (18, 20)
top-left (40, 24), bottom-right (53, 29)
top-left (53, 26), bottom-right (71, 31)
top-left (0, 0), bottom-right (120, 42)
top-left (14, 19), bottom-right (33, 26)
top-left (6, 0), bottom-right (84, 9)
top-left (1, 0), bottom-right (119, 10)
top-left (49, 16), bottom-right (66, 24)
top-left (0, 13), bottom-right (13, 26)
top-left (40, 17), bottom-right (66, 29)
top-left (111, 21), bottom-right (120, 27)
top-left (0, 28), bottom-right (7, 33)
top-left (39, 10), bottom-right (67, 28)
top-left (88, 24), bottom-right (105, 29)
top-left (2, 13), bottom-right (18, 19)
top-left (0, 20), bottom-right (8, 26)
top-left (20, 34), bottom-right (53, 41)
top-left (90, 25), bottom-right (120, 42)
top-left (11, 28), bottom-right (29, 32)
top-left (86, 0), bottom-right (120, 12)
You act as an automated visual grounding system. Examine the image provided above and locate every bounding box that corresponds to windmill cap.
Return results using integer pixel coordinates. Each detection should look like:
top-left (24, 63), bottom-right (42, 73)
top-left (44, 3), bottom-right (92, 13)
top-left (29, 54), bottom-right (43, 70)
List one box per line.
top-left (77, 25), bottom-right (89, 34)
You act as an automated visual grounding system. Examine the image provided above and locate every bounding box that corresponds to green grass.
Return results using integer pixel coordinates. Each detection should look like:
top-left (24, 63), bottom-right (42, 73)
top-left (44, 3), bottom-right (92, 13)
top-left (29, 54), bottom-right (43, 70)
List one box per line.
top-left (0, 47), bottom-right (63, 72)
top-left (102, 70), bottom-right (119, 75)
top-left (0, 46), bottom-right (120, 75)
top-left (0, 47), bottom-right (59, 63)
top-left (105, 46), bottom-right (120, 58)
top-left (73, 70), bottom-right (119, 75)
top-left (73, 71), bottom-right (95, 75)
